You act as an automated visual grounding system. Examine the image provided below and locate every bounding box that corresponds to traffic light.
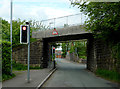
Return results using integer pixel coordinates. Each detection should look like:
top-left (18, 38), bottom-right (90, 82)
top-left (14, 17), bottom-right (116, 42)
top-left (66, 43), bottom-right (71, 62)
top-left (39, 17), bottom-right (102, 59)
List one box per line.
top-left (20, 25), bottom-right (29, 44)
top-left (53, 47), bottom-right (55, 54)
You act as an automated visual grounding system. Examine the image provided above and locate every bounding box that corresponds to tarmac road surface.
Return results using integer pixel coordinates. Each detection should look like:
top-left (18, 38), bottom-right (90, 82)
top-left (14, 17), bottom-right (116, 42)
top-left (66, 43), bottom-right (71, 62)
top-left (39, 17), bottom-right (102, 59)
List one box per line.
top-left (42, 58), bottom-right (119, 88)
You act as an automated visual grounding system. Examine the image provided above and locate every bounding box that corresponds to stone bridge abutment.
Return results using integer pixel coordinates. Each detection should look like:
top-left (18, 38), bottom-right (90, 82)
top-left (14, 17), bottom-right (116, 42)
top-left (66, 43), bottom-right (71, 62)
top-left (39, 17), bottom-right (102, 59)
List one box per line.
top-left (41, 33), bottom-right (98, 72)
top-left (12, 25), bottom-right (115, 73)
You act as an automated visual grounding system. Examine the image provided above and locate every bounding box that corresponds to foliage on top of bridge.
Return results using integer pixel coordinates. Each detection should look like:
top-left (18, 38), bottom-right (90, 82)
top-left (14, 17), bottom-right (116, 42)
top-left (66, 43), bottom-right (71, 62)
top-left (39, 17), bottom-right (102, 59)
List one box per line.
top-left (71, 2), bottom-right (120, 44)
top-left (71, 1), bottom-right (120, 73)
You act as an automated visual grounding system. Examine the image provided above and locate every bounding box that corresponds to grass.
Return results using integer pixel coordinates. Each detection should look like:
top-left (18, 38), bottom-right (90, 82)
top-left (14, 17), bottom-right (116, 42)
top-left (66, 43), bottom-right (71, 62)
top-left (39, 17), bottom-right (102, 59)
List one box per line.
top-left (2, 38), bottom-right (39, 81)
top-left (2, 62), bottom-right (41, 81)
top-left (30, 38), bottom-right (38, 43)
top-left (13, 61), bottom-right (41, 71)
top-left (2, 73), bottom-right (16, 81)
top-left (13, 62), bottom-right (27, 70)
top-left (96, 69), bottom-right (120, 83)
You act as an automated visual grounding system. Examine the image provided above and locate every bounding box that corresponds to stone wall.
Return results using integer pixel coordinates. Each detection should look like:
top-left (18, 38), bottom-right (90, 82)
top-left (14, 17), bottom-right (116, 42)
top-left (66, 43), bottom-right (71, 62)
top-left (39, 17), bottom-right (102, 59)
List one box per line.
top-left (70, 53), bottom-right (78, 62)
top-left (12, 39), bottom-right (43, 67)
top-left (41, 40), bottom-right (55, 69)
top-left (94, 39), bottom-right (118, 71)
top-left (41, 40), bottom-right (49, 68)
top-left (12, 37), bottom-right (120, 72)
top-left (86, 38), bottom-right (119, 72)
top-left (69, 39), bottom-right (119, 73)
top-left (87, 38), bottom-right (97, 72)
top-left (86, 38), bottom-right (120, 73)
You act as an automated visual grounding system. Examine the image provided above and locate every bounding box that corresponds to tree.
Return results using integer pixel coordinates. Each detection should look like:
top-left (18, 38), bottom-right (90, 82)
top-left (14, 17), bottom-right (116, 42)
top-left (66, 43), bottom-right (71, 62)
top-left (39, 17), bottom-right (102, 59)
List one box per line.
top-left (71, 1), bottom-right (120, 72)
top-left (71, 2), bottom-right (120, 44)
top-left (62, 43), bottom-right (67, 58)
top-left (75, 41), bottom-right (87, 59)
top-left (1, 18), bottom-right (49, 47)
top-left (61, 41), bottom-right (87, 59)
top-left (12, 19), bottom-right (26, 45)
top-left (69, 41), bottom-right (87, 59)
top-left (51, 43), bottom-right (60, 48)
top-left (1, 18), bottom-right (10, 41)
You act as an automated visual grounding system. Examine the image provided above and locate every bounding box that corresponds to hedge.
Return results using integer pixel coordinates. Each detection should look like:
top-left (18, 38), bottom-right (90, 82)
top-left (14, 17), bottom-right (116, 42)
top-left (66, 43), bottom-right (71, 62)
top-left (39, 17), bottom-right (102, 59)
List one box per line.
top-left (2, 41), bottom-right (11, 75)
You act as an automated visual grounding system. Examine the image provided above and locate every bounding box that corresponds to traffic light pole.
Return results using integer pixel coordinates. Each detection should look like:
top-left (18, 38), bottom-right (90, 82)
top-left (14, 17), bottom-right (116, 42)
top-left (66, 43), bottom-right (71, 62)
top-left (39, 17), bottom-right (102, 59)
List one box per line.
top-left (27, 23), bottom-right (30, 83)
top-left (20, 23), bottom-right (30, 83)
top-left (52, 46), bottom-right (56, 69)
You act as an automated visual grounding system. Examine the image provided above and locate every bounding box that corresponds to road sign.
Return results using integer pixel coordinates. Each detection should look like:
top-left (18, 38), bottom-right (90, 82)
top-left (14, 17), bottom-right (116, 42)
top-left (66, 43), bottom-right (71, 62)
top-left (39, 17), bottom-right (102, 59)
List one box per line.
top-left (52, 28), bottom-right (58, 35)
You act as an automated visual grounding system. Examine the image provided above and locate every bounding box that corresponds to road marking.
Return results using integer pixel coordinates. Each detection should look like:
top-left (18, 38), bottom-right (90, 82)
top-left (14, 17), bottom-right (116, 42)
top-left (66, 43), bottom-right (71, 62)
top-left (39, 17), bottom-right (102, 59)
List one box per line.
top-left (36, 68), bottom-right (57, 89)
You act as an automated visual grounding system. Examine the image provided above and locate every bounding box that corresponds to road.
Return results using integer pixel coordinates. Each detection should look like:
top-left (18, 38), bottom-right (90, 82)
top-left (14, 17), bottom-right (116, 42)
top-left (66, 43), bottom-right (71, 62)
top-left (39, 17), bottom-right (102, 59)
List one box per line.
top-left (42, 58), bottom-right (119, 88)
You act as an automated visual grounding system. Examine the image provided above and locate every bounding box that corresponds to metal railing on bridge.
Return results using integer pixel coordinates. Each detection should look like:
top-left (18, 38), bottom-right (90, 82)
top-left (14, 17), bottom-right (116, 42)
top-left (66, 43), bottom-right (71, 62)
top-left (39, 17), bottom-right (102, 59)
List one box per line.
top-left (32, 13), bottom-right (88, 31)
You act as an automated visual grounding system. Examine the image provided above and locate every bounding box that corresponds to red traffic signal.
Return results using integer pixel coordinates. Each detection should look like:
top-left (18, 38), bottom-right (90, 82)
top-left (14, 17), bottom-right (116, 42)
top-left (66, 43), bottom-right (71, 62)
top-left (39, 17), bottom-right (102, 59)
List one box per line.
top-left (20, 25), bottom-right (28, 44)
top-left (22, 26), bottom-right (27, 30)
top-left (53, 47), bottom-right (55, 54)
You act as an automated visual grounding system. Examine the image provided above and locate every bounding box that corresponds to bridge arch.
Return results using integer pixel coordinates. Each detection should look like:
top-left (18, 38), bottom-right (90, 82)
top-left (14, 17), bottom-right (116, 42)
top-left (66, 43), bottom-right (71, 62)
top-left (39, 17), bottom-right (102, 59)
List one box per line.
top-left (40, 33), bottom-right (97, 72)
top-left (32, 25), bottom-right (108, 72)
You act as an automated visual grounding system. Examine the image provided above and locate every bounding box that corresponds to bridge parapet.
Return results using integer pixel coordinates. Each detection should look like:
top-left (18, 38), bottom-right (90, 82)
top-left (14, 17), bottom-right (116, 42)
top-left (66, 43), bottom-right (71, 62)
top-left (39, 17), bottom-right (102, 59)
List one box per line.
top-left (32, 25), bottom-right (91, 39)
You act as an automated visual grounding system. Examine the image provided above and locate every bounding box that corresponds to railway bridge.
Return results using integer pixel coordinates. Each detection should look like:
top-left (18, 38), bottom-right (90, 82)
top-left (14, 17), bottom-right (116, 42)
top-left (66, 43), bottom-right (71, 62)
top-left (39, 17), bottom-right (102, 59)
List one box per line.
top-left (13, 14), bottom-right (111, 72)
top-left (32, 25), bottom-right (104, 72)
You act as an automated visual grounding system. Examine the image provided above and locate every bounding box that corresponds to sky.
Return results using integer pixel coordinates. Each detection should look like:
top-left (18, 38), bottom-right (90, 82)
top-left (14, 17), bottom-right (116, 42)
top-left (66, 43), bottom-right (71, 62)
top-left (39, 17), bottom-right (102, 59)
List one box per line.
top-left (0, 0), bottom-right (85, 50)
top-left (0, 0), bottom-right (81, 22)
top-left (56, 46), bottom-right (62, 50)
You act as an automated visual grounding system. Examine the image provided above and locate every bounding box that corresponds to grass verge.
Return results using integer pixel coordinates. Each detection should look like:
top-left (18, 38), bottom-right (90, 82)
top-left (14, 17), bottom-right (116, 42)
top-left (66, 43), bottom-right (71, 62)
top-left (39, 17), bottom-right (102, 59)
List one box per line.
top-left (2, 74), bottom-right (16, 82)
top-left (3, 62), bottom-right (41, 81)
top-left (96, 69), bottom-right (120, 83)
top-left (13, 61), bottom-right (41, 71)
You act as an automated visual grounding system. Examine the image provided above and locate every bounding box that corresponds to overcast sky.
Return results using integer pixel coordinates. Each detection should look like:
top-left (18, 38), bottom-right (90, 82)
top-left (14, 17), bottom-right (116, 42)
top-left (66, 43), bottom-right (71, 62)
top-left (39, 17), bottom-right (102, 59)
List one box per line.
top-left (0, 0), bottom-right (82, 22)
top-left (0, 0), bottom-right (87, 50)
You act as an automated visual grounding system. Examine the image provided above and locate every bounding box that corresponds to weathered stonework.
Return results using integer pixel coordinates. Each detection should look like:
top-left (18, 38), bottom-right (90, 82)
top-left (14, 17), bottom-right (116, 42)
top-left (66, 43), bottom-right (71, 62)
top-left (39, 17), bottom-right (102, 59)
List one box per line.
top-left (94, 39), bottom-right (118, 71)
top-left (87, 38), bottom-right (97, 72)
top-left (13, 32), bottom-right (119, 73)
top-left (12, 39), bottom-right (43, 67)
top-left (87, 38), bottom-right (119, 72)
top-left (69, 53), bottom-right (79, 62)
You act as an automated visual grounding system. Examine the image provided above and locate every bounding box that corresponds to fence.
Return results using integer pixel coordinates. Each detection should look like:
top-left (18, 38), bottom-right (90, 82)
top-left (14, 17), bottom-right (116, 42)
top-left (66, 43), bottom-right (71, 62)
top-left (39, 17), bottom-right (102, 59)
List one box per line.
top-left (32, 13), bottom-right (88, 31)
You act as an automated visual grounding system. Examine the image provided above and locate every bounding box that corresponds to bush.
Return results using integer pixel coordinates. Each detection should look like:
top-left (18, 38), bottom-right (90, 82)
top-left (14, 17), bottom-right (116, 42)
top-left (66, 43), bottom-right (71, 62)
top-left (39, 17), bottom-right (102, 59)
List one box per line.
top-left (62, 52), bottom-right (66, 58)
top-left (2, 41), bottom-right (11, 75)
top-left (2, 73), bottom-right (15, 81)
top-left (2, 41), bottom-right (16, 81)
top-left (79, 56), bottom-right (87, 59)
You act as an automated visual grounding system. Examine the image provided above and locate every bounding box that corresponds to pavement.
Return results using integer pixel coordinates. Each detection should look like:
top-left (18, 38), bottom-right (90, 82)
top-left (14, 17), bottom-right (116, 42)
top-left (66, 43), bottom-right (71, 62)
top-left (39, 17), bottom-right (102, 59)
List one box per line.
top-left (2, 68), bottom-right (53, 89)
top-left (2, 58), bottom-right (120, 89)
top-left (42, 58), bottom-right (120, 88)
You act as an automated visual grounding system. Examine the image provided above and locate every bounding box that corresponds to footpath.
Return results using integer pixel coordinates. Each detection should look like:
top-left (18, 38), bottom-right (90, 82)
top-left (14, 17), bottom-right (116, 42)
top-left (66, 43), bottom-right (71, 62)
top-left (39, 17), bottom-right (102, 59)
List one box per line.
top-left (2, 68), bottom-right (56, 89)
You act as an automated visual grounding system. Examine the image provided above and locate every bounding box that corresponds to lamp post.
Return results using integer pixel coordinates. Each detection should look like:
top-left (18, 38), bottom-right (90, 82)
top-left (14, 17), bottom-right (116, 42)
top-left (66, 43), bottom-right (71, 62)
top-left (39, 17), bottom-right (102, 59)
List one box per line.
top-left (10, 0), bottom-right (13, 75)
